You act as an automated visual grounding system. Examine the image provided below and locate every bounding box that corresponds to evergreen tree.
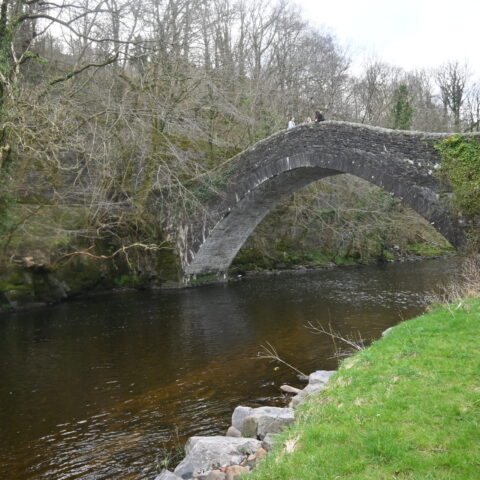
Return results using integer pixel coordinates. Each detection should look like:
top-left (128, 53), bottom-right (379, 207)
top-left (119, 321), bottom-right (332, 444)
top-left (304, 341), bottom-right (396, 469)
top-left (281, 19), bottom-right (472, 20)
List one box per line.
top-left (391, 84), bottom-right (414, 130)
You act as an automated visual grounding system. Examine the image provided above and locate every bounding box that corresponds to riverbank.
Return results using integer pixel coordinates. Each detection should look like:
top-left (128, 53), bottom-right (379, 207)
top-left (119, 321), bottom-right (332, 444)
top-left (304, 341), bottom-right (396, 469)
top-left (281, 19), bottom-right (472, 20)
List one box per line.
top-left (249, 296), bottom-right (480, 480)
top-left (0, 245), bottom-right (182, 311)
top-left (228, 239), bottom-right (453, 276)
top-left (0, 247), bottom-right (454, 312)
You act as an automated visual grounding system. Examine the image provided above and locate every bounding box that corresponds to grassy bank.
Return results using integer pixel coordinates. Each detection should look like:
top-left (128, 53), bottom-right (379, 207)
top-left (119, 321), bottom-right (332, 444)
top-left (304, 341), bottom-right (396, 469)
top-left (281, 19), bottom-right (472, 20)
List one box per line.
top-left (229, 243), bottom-right (453, 275)
top-left (252, 297), bottom-right (480, 479)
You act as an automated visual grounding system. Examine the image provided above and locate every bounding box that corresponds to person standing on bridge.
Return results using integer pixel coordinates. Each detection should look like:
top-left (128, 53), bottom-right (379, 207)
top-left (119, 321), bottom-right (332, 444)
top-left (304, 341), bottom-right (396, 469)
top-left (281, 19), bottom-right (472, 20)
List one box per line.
top-left (315, 110), bottom-right (325, 122)
top-left (288, 117), bottom-right (296, 129)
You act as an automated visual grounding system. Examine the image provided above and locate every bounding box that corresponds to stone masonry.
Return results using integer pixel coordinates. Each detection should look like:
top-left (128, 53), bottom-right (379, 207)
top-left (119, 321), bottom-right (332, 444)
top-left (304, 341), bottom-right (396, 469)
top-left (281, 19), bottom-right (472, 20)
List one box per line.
top-left (183, 121), bottom-right (479, 279)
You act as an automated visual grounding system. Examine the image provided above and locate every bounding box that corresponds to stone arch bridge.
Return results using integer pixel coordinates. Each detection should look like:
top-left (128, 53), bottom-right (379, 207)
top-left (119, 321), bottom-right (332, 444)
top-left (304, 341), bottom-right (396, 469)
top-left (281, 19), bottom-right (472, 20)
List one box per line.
top-left (181, 121), bottom-right (474, 281)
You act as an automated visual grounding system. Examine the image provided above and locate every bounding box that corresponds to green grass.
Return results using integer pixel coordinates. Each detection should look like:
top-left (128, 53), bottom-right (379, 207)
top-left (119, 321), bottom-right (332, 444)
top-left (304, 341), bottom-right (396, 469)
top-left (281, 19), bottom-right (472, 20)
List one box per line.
top-left (252, 298), bottom-right (480, 480)
top-left (230, 241), bottom-right (453, 275)
top-left (406, 242), bottom-right (454, 257)
top-left (189, 273), bottom-right (220, 285)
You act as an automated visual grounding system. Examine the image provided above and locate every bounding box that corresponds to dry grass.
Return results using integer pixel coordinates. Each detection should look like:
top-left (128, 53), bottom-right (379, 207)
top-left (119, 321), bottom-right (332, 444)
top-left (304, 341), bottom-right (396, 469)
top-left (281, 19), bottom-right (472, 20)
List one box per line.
top-left (435, 254), bottom-right (480, 304)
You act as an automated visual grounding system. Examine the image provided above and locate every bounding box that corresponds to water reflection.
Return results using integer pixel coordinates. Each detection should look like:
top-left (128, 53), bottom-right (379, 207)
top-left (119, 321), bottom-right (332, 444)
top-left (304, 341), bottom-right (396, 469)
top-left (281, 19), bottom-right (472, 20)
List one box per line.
top-left (0, 258), bottom-right (458, 479)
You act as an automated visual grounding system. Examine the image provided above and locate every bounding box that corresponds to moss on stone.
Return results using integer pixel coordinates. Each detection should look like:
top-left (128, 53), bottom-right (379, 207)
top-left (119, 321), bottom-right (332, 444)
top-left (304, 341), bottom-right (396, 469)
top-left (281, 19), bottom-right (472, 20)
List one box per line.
top-left (156, 246), bottom-right (182, 283)
top-left (189, 273), bottom-right (221, 285)
top-left (0, 282), bottom-right (32, 292)
top-left (229, 246), bottom-right (336, 274)
top-left (56, 257), bottom-right (112, 294)
top-left (113, 274), bottom-right (142, 288)
top-left (406, 242), bottom-right (454, 257)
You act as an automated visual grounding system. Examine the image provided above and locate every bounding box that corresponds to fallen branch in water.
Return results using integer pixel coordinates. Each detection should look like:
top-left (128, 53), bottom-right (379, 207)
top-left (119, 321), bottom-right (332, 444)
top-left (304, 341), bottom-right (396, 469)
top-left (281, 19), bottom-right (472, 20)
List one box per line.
top-left (305, 320), bottom-right (365, 360)
top-left (257, 341), bottom-right (307, 377)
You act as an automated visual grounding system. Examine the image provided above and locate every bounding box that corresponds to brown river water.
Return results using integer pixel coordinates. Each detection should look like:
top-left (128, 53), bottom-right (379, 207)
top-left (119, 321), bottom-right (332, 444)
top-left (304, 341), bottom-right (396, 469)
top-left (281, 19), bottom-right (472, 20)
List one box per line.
top-left (0, 257), bottom-right (459, 479)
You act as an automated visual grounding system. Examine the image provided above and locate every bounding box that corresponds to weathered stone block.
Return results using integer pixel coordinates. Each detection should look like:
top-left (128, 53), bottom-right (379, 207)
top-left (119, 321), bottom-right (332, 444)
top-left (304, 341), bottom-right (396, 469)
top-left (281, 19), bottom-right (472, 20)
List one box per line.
top-left (173, 436), bottom-right (261, 480)
top-left (261, 433), bottom-right (279, 451)
top-left (290, 383), bottom-right (326, 408)
top-left (308, 370), bottom-right (335, 385)
top-left (154, 469), bottom-right (183, 480)
top-left (205, 470), bottom-right (226, 480)
top-left (226, 426), bottom-right (241, 438)
top-left (226, 465), bottom-right (250, 480)
top-left (231, 406), bottom-right (253, 432)
top-left (241, 406), bottom-right (295, 439)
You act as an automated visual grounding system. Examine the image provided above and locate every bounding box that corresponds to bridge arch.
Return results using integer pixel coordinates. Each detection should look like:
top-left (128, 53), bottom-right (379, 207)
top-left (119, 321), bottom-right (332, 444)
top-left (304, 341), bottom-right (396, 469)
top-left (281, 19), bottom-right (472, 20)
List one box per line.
top-left (184, 122), bottom-right (470, 279)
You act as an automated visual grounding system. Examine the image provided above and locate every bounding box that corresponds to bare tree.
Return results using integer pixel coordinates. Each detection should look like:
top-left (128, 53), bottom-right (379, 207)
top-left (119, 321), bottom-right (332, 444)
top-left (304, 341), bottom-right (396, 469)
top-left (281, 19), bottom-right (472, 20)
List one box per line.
top-left (351, 58), bottom-right (400, 126)
top-left (0, 0), bottom-right (470, 277)
top-left (464, 81), bottom-right (480, 132)
top-left (435, 61), bottom-right (470, 131)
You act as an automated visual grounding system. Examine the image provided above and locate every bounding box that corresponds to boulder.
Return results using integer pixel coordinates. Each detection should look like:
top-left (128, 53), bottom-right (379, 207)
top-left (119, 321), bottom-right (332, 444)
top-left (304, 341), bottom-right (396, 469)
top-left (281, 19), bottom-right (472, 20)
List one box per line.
top-left (289, 382), bottom-right (325, 408)
top-left (280, 384), bottom-right (301, 394)
top-left (173, 436), bottom-right (261, 480)
top-left (193, 472), bottom-right (212, 480)
top-left (231, 406), bottom-right (253, 432)
top-left (241, 450), bottom-right (265, 468)
top-left (205, 471), bottom-right (226, 480)
top-left (226, 426), bottom-right (241, 438)
top-left (242, 407), bottom-right (295, 439)
top-left (289, 371), bottom-right (335, 408)
top-left (155, 470), bottom-right (183, 480)
top-left (261, 433), bottom-right (279, 451)
top-left (226, 465), bottom-right (250, 480)
top-left (254, 447), bottom-right (267, 462)
top-left (308, 370), bottom-right (335, 385)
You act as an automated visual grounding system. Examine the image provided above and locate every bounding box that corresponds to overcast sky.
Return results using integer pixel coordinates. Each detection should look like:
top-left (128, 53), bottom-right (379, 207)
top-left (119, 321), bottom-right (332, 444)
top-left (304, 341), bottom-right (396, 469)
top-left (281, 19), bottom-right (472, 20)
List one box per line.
top-left (297, 0), bottom-right (480, 76)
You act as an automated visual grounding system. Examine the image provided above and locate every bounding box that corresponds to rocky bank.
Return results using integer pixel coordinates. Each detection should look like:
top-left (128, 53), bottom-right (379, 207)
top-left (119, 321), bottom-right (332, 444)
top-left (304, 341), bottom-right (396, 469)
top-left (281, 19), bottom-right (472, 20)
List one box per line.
top-left (154, 370), bottom-right (335, 480)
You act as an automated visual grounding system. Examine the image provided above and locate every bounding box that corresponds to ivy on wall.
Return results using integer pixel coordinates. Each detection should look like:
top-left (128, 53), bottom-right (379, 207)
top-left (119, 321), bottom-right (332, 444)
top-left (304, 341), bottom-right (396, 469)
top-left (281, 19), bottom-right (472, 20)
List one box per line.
top-left (436, 135), bottom-right (480, 219)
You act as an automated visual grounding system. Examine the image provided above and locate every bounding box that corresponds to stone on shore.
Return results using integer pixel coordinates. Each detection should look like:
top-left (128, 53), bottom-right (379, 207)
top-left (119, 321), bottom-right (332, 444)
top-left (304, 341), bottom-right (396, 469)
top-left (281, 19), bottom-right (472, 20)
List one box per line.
top-left (205, 470), bottom-right (226, 480)
top-left (231, 406), bottom-right (253, 432)
top-left (290, 370), bottom-right (335, 408)
top-left (308, 370), bottom-right (335, 385)
top-left (261, 433), bottom-right (279, 451)
top-left (242, 406), bottom-right (295, 439)
top-left (253, 447), bottom-right (267, 462)
top-left (163, 370), bottom-right (335, 479)
top-left (280, 384), bottom-right (301, 394)
top-left (290, 382), bottom-right (325, 408)
top-left (154, 469), bottom-right (183, 480)
top-left (226, 465), bottom-right (250, 480)
top-left (226, 426), bottom-right (241, 438)
top-left (173, 436), bottom-right (261, 480)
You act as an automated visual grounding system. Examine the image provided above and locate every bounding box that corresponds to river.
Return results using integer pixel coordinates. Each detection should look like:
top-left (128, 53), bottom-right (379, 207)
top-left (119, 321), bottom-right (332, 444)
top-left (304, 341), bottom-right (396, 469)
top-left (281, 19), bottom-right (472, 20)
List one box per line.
top-left (0, 257), bottom-right (459, 480)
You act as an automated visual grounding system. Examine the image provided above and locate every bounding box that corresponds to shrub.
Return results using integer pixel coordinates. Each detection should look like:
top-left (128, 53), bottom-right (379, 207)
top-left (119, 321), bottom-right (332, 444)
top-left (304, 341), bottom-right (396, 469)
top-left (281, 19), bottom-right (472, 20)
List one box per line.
top-left (436, 135), bottom-right (480, 219)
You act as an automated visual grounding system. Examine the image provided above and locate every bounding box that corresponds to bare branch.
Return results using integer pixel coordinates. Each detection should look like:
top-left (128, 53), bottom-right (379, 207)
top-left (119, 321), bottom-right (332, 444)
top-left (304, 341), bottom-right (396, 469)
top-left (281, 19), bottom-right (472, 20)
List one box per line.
top-left (306, 321), bottom-right (365, 360)
top-left (256, 341), bottom-right (307, 377)
top-left (49, 53), bottom-right (119, 85)
top-left (58, 242), bottom-right (169, 262)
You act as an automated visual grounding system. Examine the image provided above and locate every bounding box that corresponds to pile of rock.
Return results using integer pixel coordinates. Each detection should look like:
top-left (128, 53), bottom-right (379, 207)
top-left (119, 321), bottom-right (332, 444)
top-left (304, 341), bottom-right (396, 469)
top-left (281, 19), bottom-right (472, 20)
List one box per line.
top-left (155, 370), bottom-right (335, 480)
top-left (288, 370), bottom-right (335, 408)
